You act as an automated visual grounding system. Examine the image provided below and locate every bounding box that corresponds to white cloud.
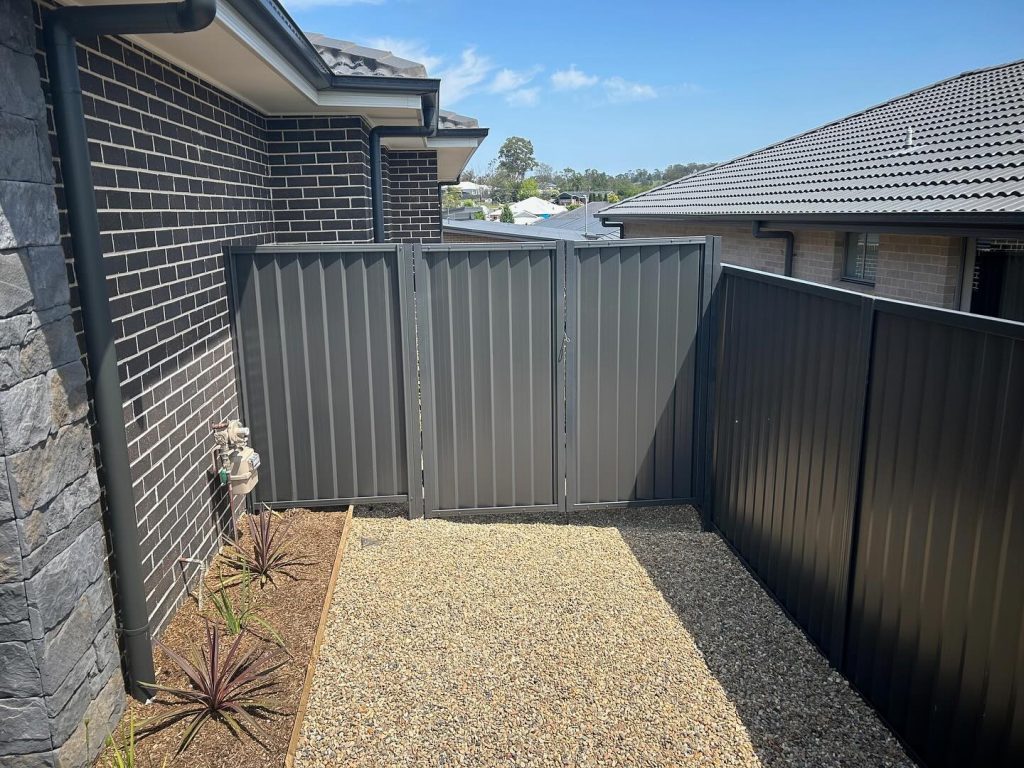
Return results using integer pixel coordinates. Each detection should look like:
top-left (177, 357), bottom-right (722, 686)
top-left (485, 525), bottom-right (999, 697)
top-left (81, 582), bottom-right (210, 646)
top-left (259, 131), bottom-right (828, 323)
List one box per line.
top-left (489, 67), bottom-right (541, 94)
top-left (437, 48), bottom-right (493, 105)
top-left (602, 76), bottom-right (658, 103)
top-left (505, 87), bottom-right (540, 107)
top-left (365, 37), bottom-right (443, 75)
top-left (284, 0), bottom-right (383, 9)
top-left (551, 65), bottom-right (599, 91)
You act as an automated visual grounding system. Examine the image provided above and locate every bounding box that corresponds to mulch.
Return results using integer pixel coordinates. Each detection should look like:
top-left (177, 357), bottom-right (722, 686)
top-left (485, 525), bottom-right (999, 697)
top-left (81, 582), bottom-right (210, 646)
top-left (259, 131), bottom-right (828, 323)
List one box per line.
top-left (95, 507), bottom-right (349, 768)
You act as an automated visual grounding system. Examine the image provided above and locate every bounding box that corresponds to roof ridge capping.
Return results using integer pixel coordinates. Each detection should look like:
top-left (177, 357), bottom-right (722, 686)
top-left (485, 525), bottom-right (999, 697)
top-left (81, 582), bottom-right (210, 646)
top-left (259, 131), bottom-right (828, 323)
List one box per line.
top-left (602, 56), bottom-right (1024, 216)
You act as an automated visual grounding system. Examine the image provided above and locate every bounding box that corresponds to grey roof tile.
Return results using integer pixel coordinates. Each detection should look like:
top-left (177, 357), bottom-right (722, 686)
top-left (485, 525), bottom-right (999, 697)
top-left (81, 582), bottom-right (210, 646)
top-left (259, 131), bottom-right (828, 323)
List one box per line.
top-left (306, 33), bottom-right (480, 130)
top-left (604, 59), bottom-right (1024, 218)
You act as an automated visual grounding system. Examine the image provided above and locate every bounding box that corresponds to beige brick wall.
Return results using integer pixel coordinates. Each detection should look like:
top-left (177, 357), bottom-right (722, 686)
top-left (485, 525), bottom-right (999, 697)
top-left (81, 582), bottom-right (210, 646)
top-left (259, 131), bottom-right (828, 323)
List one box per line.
top-left (622, 220), bottom-right (964, 309)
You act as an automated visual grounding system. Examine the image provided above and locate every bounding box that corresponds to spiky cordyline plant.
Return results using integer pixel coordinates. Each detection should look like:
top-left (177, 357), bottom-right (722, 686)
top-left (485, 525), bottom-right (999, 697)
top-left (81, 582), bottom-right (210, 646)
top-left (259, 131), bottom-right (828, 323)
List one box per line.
top-left (222, 505), bottom-right (315, 587)
top-left (140, 622), bottom-right (285, 753)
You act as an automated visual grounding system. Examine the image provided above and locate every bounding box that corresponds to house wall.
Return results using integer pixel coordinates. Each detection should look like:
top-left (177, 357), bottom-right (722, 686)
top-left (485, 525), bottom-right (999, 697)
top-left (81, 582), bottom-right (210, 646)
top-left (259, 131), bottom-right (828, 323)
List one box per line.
top-left (1, 1), bottom-right (124, 766)
top-left (623, 220), bottom-right (964, 309)
top-left (384, 149), bottom-right (441, 243)
top-left (31, 2), bottom-right (444, 645)
top-left (35, 7), bottom-right (276, 639)
top-left (4, 1), bottom-right (451, 759)
top-left (268, 116), bottom-right (373, 243)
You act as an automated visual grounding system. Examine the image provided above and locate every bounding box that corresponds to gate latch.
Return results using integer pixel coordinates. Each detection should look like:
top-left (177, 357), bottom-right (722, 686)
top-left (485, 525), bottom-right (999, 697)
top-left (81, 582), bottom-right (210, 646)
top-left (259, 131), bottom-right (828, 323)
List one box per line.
top-left (559, 333), bottom-right (572, 362)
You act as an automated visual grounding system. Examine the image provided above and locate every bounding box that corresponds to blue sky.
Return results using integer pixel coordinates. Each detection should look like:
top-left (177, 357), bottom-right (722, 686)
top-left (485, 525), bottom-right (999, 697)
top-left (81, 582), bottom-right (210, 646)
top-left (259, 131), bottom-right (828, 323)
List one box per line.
top-left (280, 0), bottom-right (1024, 174)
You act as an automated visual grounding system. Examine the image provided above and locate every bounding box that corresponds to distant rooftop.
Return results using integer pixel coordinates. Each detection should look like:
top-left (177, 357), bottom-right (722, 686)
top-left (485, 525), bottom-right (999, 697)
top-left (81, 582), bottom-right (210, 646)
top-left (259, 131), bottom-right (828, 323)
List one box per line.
top-left (443, 218), bottom-right (611, 242)
top-left (604, 59), bottom-right (1024, 221)
top-left (534, 202), bottom-right (619, 239)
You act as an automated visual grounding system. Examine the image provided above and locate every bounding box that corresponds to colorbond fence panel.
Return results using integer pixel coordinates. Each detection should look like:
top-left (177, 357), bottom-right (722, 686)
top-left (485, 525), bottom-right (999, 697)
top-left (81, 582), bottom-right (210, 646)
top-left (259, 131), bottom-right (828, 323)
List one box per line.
top-left (710, 265), bottom-right (1024, 767)
top-left (847, 305), bottom-right (1024, 768)
top-left (711, 268), bottom-right (869, 663)
top-left (415, 243), bottom-right (563, 517)
top-left (228, 245), bottom-right (417, 508)
top-left (567, 239), bottom-right (710, 510)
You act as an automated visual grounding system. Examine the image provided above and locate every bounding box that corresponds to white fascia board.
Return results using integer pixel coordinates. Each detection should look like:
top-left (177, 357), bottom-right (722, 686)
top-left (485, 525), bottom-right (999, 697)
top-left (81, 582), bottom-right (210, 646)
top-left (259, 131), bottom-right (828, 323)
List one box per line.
top-left (425, 137), bottom-right (485, 149)
top-left (320, 91), bottom-right (423, 110)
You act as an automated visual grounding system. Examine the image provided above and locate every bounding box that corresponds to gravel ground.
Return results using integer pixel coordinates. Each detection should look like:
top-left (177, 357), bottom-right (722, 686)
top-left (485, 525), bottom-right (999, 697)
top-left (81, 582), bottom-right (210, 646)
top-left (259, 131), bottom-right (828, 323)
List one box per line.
top-left (294, 506), bottom-right (913, 767)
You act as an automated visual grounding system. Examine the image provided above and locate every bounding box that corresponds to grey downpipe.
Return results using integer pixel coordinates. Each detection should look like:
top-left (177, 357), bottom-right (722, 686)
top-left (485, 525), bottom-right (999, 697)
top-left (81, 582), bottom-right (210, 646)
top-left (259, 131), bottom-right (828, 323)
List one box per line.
top-left (370, 98), bottom-right (439, 243)
top-left (44, 0), bottom-right (217, 702)
top-left (752, 221), bottom-right (795, 276)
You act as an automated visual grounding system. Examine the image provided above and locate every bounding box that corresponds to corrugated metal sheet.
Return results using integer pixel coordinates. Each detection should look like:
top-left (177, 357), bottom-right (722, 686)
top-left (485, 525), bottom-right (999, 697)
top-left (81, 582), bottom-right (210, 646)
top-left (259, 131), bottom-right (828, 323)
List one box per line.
top-left (605, 60), bottom-right (1024, 218)
top-left (847, 304), bottom-right (1024, 767)
top-left (228, 245), bottom-right (416, 507)
top-left (567, 240), bottom-right (705, 508)
top-left (415, 243), bottom-right (562, 516)
top-left (711, 266), bottom-right (1024, 765)
top-left (711, 267), bottom-right (869, 662)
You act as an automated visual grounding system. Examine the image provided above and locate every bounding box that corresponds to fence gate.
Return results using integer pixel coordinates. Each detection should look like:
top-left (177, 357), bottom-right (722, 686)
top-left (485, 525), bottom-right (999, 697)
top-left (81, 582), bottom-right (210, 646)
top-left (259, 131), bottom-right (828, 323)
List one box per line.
top-left (227, 244), bottom-right (418, 510)
top-left (566, 239), bottom-right (715, 510)
top-left (414, 243), bottom-right (564, 517)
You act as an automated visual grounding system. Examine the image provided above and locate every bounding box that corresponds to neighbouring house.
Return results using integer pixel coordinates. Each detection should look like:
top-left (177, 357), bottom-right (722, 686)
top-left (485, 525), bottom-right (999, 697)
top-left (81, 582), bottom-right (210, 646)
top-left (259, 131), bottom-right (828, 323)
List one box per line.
top-left (0, 0), bottom-right (485, 764)
top-left (601, 59), bottom-right (1024, 321)
top-left (533, 201), bottom-right (620, 239)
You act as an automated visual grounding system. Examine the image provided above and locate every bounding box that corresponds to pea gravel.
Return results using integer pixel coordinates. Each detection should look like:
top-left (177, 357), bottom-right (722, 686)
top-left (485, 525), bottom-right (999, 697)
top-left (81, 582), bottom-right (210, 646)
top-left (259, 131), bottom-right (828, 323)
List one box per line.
top-left (294, 506), bottom-right (914, 767)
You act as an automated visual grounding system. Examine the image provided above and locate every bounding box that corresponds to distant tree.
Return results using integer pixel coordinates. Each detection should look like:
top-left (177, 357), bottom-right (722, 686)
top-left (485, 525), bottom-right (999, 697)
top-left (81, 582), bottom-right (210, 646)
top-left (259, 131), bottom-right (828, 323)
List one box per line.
top-left (663, 162), bottom-right (715, 182)
top-left (517, 178), bottom-right (540, 201)
top-left (607, 192), bottom-right (621, 203)
top-left (532, 162), bottom-right (556, 186)
top-left (500, 204), bottom-right (514, 223)
top-left (461, 168), bottom-right (478, 182)
top-left (441, 185), bottom-right (462, 211)
top-left (497, 137), bottom-right (537, 185)
top-left (473, 210), bottom-right (485, 220)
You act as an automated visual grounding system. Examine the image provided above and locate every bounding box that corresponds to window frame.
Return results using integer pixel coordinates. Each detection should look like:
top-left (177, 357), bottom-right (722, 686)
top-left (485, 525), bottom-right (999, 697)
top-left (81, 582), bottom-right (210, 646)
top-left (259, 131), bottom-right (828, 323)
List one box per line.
top-left (842, 232), bottom-right (879, 286)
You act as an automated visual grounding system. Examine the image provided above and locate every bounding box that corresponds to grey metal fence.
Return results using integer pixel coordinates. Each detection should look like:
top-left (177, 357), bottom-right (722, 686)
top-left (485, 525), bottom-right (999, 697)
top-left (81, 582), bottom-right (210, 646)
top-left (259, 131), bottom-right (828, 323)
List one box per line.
top-left (413, 242), bottom-right (564, 517)
top-left (710, 264), bottom-right (1024, 768)
top-left (227, 244), bottom-right (418, 509)
top-left (231, 238), bottom-right (717, 517)
top-left (567, 239), bottom-right (711, 509)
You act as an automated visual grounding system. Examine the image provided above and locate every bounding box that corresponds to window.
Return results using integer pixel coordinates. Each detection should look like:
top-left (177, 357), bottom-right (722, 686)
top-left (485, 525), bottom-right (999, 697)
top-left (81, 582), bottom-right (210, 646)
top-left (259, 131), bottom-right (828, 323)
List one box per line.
top-left (843, 232), bottom-right (879, 284)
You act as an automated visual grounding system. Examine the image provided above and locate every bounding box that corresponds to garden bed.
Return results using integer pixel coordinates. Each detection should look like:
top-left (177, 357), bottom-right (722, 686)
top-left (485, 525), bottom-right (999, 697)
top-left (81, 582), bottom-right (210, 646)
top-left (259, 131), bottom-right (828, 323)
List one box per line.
top-left (96, 506), bottom-right (352, 768)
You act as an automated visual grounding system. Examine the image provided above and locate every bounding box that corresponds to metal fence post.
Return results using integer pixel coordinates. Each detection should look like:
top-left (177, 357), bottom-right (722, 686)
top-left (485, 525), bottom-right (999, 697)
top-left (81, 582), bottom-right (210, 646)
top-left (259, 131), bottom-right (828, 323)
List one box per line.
top-left (398, 243), bottom-right (424, 518)
top-left (695, 236), bottom-right (722, 529)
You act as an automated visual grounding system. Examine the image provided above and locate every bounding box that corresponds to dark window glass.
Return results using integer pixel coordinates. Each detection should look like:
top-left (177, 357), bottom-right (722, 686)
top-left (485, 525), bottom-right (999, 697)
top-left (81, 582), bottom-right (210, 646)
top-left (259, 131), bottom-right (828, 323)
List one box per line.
top-left (843, 233), bottom-right (878, 284)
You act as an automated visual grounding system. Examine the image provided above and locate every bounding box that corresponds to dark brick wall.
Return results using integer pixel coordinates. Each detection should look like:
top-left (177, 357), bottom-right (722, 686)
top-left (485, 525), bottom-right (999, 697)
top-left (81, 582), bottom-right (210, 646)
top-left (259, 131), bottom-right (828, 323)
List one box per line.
top-left (384, 150), bottom-right (440, 243)
top-left (267, 116), bottom-right (373, 243)
top-left (34, 2), bottom-right (447, 636)
top-left (35, 4), bottom-right (273, 633)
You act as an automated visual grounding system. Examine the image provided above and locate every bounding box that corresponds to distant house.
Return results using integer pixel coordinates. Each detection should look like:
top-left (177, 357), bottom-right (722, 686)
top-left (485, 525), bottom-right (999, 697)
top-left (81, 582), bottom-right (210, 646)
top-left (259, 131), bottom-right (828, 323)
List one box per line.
top-left (555, 192), bottom-right (586, 206)
top-left (454, 180), bottom-right (492, 199)
top-left (534, 202), bottom-right (619, 239)
top-left (510, 196), bottom-right (568, 221)
top-left (601, 60), bottom-right (1024, 321)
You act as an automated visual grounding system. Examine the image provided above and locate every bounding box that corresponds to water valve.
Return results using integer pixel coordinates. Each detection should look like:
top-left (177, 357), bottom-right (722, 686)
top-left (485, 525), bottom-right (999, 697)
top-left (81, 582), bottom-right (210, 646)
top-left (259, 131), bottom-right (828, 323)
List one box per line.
top-left (211, 419), bottom-right (260, 495)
